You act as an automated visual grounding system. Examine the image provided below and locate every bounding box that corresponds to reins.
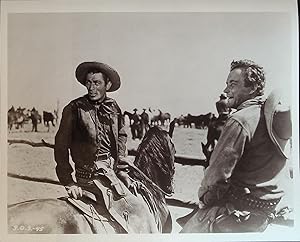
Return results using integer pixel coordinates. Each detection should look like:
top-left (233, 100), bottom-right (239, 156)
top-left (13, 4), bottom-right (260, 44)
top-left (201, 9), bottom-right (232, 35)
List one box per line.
top-left (126, 160), bottom-right (173, 197)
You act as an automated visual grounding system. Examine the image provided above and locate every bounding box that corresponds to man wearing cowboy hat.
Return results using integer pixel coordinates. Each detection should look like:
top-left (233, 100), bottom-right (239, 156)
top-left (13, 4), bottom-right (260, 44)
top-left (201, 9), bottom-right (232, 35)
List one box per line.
top-left (180, 59), bottom-right (292, 233)
top-left (216, 93), bottom-right (230, 116)
top-left (131, 108), bottom-right (142, 140)
top-left (54, 61), bottom-right (158, 233)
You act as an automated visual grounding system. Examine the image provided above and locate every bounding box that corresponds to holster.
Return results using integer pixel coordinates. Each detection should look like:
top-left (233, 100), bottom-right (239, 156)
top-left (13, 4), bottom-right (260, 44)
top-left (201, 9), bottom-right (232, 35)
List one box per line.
top-left (94, 163), bottom-right (127, 197)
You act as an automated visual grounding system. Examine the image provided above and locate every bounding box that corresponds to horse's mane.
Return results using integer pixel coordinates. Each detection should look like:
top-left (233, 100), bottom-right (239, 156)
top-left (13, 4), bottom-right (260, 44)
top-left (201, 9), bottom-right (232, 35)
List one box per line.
top-left (131, 126), bottom-right (175, 200)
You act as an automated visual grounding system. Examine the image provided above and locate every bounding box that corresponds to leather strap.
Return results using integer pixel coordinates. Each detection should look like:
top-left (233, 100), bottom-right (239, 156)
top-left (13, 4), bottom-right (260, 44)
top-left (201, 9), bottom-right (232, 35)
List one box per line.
top-left (93, 179), bottom-right (133, 233)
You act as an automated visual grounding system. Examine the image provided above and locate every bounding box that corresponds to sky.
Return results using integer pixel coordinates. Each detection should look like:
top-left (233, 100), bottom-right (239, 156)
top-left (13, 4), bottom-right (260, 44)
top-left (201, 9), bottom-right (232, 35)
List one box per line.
top-left (6, 10), bottom-right (296, 118)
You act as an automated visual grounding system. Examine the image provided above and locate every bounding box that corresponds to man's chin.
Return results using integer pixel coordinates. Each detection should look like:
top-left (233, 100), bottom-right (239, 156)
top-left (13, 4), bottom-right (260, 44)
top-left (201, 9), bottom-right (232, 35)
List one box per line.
top-left (227, 100), bottom-right (235, 109)
top-left (88, 95), bottom-right (100, 101)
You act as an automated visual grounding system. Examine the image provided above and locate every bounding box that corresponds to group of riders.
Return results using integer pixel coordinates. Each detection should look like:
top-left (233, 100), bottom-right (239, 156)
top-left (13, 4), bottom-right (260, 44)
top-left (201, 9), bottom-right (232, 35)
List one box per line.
top-left (124, 108), bottom-right (171, 140)
top-left (8, 60), bottom-right (293, 234)
top-left (125, 95), bottom-right (230, 142)
top-left (7, 106), bottom-right (57, 132)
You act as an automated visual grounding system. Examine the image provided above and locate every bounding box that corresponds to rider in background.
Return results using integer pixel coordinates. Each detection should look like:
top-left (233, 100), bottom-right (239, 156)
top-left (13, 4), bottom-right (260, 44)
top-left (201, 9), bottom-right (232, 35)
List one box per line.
top-left (216, 93), bottom-right (231, 118)
top-left (131, 108), bottom-right (143, 140)
top-left (180, 59), bottom-right (292, 233)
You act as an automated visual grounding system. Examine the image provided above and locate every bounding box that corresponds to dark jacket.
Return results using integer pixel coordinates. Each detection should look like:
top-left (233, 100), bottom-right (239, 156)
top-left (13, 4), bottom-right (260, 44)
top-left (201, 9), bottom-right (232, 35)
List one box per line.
top-left (54, 95), bottom-right (127, 185)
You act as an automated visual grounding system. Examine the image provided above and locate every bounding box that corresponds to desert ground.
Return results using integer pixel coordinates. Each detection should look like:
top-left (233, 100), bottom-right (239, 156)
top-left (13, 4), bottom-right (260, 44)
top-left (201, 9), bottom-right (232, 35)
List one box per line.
top-left (6, 122), bottom-right (294, 233)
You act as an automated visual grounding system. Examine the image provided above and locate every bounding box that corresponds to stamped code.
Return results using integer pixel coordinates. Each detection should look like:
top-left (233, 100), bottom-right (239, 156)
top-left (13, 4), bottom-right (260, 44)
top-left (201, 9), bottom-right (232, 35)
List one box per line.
top-left (11, 224), bottom-right (45, 232)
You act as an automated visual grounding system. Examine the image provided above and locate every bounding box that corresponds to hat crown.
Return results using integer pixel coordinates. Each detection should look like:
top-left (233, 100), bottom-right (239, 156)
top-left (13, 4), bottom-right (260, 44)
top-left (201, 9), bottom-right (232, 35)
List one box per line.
top-left (75, 61), bottom-right (121, 92)
top-left (264, 89), bottom-right (292, 158)
top-left (272, 104), bottom-right (292, 139)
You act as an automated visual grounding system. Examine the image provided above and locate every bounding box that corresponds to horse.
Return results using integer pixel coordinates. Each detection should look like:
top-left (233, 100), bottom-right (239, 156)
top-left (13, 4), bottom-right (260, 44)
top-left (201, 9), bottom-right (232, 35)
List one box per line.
top-left (201, 113), bottom-right (230, 167)
top-left (123, 111), bottom-right (134, 125)
top-left (186, 114), bottom-right (203, 128)
top-left (43, 111), bottom-right (55, 132)
top-left (201, 112), bottom-right (214, 128)
top-left (158, 110), bottom-right (171, 126)
top-left (124, 110), bottom-right (143, 139)
top-left (7, 106), bottom-right (16, 130)
top-left (7, 106), bottom-right (27, 131)
top-left (148, 108), bottom-right (161, 126)
top-left (7, 126), bottom-right (176, 234)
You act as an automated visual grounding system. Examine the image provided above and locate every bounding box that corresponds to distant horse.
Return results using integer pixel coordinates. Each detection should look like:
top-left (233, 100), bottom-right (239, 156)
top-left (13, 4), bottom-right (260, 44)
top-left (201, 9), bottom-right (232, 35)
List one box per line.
top-left (201, 113), bottom-right (229, 167)
top-left (7, 106), bottom-right (27, 131)
top-left (201, 112), bottom-right (214, 128)
top-left (124, 110), bottom-right (143, 139)
top-left (186, 114), bottom-right (203, 128)
top-left (175, 115), bottom-right (186, 127)
top-left (123, 111), bottom-right (134, 125)
top-left (43, 111), bottom-right (55, 132)
top-left (8, 126), bottom-right (175, 234)
top-left (7, 106), bottom-right (16, 130)
top-left (149, 108), bottom-right (161, 126)
top-left (158, 110), bottom-right (171, 126)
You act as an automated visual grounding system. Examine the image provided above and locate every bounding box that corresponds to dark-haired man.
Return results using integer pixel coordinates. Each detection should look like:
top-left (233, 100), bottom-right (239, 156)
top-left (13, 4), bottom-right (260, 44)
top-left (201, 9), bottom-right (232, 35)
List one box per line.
top-left (181, 59), bottom-right (292, 233)
top-left (54, 61), bottom-right (158, 233)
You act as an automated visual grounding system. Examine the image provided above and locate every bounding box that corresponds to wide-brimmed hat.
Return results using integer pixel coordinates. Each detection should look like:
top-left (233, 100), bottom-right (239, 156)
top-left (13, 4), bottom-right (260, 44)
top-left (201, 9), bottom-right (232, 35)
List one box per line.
top-left (220, 93), bottom-right (227, 99)
top-left (264, 89), bottom-right (292, 158)
top-left (75, 62), bottom-right (121, 92)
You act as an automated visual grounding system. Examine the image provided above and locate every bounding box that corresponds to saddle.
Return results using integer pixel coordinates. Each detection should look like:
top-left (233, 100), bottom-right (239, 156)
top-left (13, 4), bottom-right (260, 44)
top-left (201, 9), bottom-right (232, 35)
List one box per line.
top-left (67, 164), bottom-right (159, 233)
top-left (66, 193), bottom-right (124, 233)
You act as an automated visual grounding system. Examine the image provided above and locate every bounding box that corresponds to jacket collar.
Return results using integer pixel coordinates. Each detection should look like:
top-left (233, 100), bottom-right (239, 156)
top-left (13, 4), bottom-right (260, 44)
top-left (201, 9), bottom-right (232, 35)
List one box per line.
top-left (236, 96), bottom-right (265, 111)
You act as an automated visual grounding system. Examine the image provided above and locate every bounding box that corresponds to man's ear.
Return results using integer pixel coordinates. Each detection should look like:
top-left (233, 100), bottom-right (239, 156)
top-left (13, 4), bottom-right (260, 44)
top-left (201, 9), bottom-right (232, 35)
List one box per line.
top-left (249, 84), bottom-right (258, 95)
top-left (106, 81), bottom-right (112, 91)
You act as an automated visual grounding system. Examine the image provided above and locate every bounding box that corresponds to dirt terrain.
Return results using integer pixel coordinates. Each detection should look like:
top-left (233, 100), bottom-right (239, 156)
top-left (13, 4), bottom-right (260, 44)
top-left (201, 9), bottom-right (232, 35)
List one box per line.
top-left (6, 122), bottom-right (294, 233)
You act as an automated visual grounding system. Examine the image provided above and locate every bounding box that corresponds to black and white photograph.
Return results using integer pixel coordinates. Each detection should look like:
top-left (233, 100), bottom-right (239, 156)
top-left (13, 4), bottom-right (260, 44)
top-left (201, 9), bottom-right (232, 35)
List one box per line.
top-left (1, 0), bottom-right (299, 241)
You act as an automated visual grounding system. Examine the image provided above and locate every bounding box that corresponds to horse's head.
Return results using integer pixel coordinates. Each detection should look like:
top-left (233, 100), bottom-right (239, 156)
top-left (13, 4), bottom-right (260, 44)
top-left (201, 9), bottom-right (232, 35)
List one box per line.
top-left (133, 126), bottom-right (176, 198)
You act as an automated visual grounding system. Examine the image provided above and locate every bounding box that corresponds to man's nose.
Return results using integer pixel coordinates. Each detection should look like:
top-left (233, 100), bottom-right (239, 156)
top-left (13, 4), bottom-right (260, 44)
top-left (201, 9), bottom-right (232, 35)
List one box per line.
top-left (88, 83), bottom-right (95, 90)
top-left (223, 86), bottom-right (229, 93)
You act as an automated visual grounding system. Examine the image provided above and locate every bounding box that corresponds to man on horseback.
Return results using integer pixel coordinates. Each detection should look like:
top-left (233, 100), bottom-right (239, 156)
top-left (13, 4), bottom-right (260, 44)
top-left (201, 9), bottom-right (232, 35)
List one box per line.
top-left (131, 108), bottom-right (143, 140)
top-left (204, 94), bottom-right (231, 152)
top-left (180, 59), bottom-right (292, 233)
top-left (54, 61), bottom-right (158, 233)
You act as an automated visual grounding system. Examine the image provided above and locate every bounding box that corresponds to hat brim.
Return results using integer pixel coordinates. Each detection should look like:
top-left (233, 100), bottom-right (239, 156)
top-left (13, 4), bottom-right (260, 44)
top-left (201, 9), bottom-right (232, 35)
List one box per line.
top-left (75, 62), bottom-right (121, 92)
top-left (264, 89), bottom-right (291, 158)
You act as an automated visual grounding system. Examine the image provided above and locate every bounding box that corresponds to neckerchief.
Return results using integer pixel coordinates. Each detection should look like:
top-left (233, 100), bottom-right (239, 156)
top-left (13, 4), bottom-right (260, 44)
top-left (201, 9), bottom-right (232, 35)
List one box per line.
top-left (85, 95), bottom-right (115, 116)
top-left (85, 95), bottom-right (115, 144)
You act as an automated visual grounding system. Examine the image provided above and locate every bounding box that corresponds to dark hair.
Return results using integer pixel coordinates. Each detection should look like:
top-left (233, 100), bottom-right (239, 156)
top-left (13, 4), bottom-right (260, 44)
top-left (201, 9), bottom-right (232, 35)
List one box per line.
top-left (86, 68), bottom-right (109, 84)
top-left (230, 59), bottom-right (265, 96)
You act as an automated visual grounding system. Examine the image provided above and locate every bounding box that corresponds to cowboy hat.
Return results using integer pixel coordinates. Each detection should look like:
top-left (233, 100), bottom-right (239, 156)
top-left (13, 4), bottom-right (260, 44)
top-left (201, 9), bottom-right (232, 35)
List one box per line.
top-left (75, 61), bottom-right (121, 92)
top-left (264, 89), bottom-right (292, 158)
top-left (220, 93), bottom-right (227, 99)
